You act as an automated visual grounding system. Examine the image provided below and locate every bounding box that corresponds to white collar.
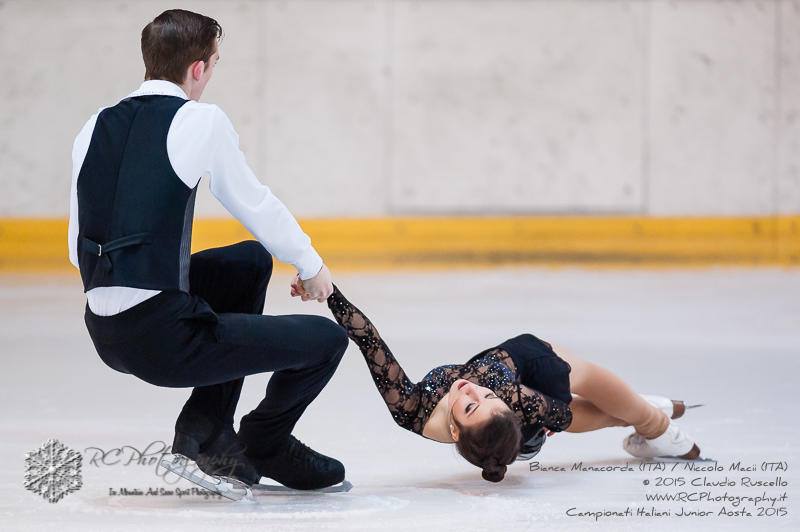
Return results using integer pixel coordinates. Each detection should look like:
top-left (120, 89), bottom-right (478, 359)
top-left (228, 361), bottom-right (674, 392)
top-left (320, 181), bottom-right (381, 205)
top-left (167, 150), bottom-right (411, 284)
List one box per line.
top-left (126, 79), bottom-right (189, 100)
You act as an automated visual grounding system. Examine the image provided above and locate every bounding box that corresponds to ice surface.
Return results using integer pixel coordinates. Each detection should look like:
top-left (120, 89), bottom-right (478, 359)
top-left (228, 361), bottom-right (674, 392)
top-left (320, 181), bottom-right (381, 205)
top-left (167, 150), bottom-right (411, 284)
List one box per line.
top-left (1, 268), bottom-right (798, 531)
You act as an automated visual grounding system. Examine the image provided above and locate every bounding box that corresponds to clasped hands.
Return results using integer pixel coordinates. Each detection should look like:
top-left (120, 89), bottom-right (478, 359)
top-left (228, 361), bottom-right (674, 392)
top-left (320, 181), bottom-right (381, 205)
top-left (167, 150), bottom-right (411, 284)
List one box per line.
top-left (290, 264), bottom-right (333, 302)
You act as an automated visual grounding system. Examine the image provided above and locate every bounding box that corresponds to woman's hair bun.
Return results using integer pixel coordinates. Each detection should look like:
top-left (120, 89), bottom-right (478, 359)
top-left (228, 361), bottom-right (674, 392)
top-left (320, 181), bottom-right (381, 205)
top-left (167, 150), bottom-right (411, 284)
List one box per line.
top-left (481, 463), bottom-right (507, 483)
top-left (453, 408), bottom-right (521, 483)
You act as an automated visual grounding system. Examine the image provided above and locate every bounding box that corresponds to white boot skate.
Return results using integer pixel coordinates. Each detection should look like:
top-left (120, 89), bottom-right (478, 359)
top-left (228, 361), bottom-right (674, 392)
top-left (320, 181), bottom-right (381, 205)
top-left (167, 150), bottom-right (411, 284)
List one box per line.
top-left (622, 420), bottom-right (701, 460)
top-left (639, 394), bottom-right (703, 419)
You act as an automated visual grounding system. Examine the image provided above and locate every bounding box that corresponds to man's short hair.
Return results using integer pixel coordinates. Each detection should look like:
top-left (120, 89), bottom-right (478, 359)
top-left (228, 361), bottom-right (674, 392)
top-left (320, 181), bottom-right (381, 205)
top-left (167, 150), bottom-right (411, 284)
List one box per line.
top-left (141, 9), bottom-right (222, 85)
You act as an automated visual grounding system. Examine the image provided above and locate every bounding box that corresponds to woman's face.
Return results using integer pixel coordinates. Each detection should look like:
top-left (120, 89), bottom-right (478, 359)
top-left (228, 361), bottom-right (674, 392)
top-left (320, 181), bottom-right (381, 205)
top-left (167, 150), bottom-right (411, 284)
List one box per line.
top-left (447, 378), bottom-right (510, 437)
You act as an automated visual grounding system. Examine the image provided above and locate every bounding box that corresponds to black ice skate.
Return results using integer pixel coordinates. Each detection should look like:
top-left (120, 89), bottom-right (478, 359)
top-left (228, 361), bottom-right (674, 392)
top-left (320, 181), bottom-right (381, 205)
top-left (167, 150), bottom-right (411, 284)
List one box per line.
top-left (195, 426), bottom-right (262, 485)
top-left (158, 453), bottom-right (252, 501)
top-left (159, 427), bottom-right (261, 501)
top-left (246, 435), bottom-right (348, 492)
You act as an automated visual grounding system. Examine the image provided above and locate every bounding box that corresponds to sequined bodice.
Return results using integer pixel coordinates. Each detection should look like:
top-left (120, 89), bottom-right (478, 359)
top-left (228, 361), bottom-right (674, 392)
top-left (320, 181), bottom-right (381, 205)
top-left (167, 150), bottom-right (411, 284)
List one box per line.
top-left (326, 284), bottom-right (573, 436)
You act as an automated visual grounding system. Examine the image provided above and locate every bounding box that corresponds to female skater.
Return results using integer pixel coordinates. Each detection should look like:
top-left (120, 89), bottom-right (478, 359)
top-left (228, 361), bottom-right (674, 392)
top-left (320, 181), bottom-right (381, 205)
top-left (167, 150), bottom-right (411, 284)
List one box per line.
top-left (292, 280), bottom-right (701, 482)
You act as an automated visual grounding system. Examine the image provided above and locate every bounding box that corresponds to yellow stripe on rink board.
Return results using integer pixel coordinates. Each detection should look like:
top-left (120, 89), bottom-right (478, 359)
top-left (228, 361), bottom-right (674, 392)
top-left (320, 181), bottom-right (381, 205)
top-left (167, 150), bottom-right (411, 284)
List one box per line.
top-left (0, 216), bottom-right (798, 273)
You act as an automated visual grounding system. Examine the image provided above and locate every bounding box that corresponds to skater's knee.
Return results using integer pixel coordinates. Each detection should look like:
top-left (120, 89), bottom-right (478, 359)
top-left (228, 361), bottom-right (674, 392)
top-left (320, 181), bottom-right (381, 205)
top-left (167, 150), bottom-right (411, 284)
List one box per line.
top-left (304, 316), bottom-right (349, 362)
top-left (320, 319), bottom-right (349, 361)
top-left (239, 240), bottom-right (273, 279)
top-left (326, 322), bottom-right (349, 360)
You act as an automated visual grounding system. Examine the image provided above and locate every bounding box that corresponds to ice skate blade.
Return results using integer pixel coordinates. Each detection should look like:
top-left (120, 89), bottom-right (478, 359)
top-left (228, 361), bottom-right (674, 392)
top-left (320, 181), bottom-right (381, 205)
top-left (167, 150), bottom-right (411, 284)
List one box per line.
top-left (158, 453), bottom-right (253, 502)
top-left (646, 451), bottom-right (714, 463)
top-left (670, 401), bottom-right (704, 419)
top-left (672, 402), bottom-right (704, 419)
top-left (681, 443), bottom-right (702, 460)
top-left (252, 479), bottom-right (353, 495)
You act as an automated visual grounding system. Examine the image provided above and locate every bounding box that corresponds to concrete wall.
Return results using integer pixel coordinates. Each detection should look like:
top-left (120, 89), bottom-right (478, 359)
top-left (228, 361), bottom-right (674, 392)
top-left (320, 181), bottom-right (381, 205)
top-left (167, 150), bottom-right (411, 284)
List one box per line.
top-left (0, 0), bottom-right (798, 218)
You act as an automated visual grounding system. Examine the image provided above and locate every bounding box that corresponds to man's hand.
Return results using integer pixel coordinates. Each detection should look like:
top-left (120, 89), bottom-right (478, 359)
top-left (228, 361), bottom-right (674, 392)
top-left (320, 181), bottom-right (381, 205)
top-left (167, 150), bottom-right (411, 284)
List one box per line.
top-left (291, 264), bottom-right (333, 302)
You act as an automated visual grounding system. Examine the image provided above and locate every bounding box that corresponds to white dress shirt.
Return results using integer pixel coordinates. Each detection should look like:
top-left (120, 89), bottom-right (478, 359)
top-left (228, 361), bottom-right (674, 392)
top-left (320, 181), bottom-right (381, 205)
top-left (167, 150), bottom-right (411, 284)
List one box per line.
top-left (69, 80), bottom-right (324, 316)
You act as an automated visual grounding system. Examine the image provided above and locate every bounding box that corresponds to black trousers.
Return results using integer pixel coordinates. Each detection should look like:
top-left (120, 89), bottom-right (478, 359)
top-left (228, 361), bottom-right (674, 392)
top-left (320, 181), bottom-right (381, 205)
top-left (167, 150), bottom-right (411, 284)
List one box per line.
top-left (84, 240), bottom-right (349, 454)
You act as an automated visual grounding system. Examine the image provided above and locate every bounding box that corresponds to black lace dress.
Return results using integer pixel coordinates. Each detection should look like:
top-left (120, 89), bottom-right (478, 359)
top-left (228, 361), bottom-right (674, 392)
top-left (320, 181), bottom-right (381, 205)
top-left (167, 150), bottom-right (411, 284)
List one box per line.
top-left (326, 284), bottom-right (573, 459)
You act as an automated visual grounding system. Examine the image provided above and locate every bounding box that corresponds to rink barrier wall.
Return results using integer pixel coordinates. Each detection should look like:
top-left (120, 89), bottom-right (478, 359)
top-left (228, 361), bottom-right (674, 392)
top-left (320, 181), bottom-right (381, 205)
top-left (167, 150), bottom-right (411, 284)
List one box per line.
top-left (0, 215), bottom-right (798, 272)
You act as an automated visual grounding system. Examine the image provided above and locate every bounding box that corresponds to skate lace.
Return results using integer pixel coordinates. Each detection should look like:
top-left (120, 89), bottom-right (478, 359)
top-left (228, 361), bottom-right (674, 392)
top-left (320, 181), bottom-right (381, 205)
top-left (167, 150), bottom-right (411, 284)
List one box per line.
top-left (287, 437), bottom-right (323, 469)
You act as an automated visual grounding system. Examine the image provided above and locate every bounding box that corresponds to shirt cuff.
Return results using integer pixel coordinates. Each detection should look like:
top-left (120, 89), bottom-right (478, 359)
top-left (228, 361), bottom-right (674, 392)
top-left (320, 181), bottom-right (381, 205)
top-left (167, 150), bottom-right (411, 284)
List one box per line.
top-left (296, 247), bottom-right (325, 281)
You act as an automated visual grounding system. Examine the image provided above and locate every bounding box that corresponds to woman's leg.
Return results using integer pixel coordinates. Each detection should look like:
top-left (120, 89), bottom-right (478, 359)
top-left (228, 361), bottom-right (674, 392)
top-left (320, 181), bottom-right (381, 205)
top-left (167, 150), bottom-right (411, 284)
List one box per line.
top-left (564, 395), bottom-right (629, 433)
top-left (555, 345), bottom-right (669, 439)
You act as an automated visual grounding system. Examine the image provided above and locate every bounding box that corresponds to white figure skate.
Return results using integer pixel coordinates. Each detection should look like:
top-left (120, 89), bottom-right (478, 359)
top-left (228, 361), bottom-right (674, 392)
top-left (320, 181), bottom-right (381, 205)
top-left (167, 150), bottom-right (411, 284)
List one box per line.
top-left (622, 420), bottom-right (701, 460)
top-left (639, 394), bottom-right (704, 419)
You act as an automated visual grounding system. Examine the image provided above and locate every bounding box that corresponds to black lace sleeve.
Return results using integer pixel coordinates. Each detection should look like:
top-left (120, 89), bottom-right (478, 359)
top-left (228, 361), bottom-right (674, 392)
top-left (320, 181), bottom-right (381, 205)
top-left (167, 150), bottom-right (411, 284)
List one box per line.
top-left (514, 382), bottom-right (573, 433)
top-left (326, 284), bottom-right (423, 433)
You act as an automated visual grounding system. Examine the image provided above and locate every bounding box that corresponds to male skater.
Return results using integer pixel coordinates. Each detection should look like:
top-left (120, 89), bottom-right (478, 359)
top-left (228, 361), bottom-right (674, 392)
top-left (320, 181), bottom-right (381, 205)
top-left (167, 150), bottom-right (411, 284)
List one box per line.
top-left (67, 9), bottom-right (348, 497)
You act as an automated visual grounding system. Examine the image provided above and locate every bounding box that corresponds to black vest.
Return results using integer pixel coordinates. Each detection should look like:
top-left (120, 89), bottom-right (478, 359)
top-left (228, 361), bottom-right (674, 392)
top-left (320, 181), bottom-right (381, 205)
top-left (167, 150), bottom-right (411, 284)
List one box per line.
top-left (77, 95), bottom-right (196, 293)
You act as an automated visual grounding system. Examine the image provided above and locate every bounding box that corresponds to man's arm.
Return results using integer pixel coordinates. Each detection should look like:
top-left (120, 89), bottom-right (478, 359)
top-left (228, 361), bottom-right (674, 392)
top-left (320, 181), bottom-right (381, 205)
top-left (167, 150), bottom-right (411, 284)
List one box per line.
top-left (206, 106), bottom-right (325, 281)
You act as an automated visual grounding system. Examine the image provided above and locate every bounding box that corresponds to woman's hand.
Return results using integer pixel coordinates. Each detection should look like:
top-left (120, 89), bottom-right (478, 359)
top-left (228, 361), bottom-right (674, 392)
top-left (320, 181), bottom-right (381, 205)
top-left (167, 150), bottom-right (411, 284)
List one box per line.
top-left (290, 274), bottom-right (310, 299)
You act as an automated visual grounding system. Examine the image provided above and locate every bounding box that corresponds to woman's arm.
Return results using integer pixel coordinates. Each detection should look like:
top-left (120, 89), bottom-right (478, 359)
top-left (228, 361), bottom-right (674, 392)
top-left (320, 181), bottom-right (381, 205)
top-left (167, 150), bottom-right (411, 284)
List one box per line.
top-left (326, 284), bottom-right (423, 433)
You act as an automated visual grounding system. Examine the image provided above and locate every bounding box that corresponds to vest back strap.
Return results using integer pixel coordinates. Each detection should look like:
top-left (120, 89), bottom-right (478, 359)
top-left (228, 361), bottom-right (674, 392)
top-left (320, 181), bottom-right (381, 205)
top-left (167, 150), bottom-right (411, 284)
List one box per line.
top-left (81, 233), bottom-right (152, 278)
top-left (81, 233), bottom-right (153, 272)
top-left (80, 233), bottom-right (152, 257)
